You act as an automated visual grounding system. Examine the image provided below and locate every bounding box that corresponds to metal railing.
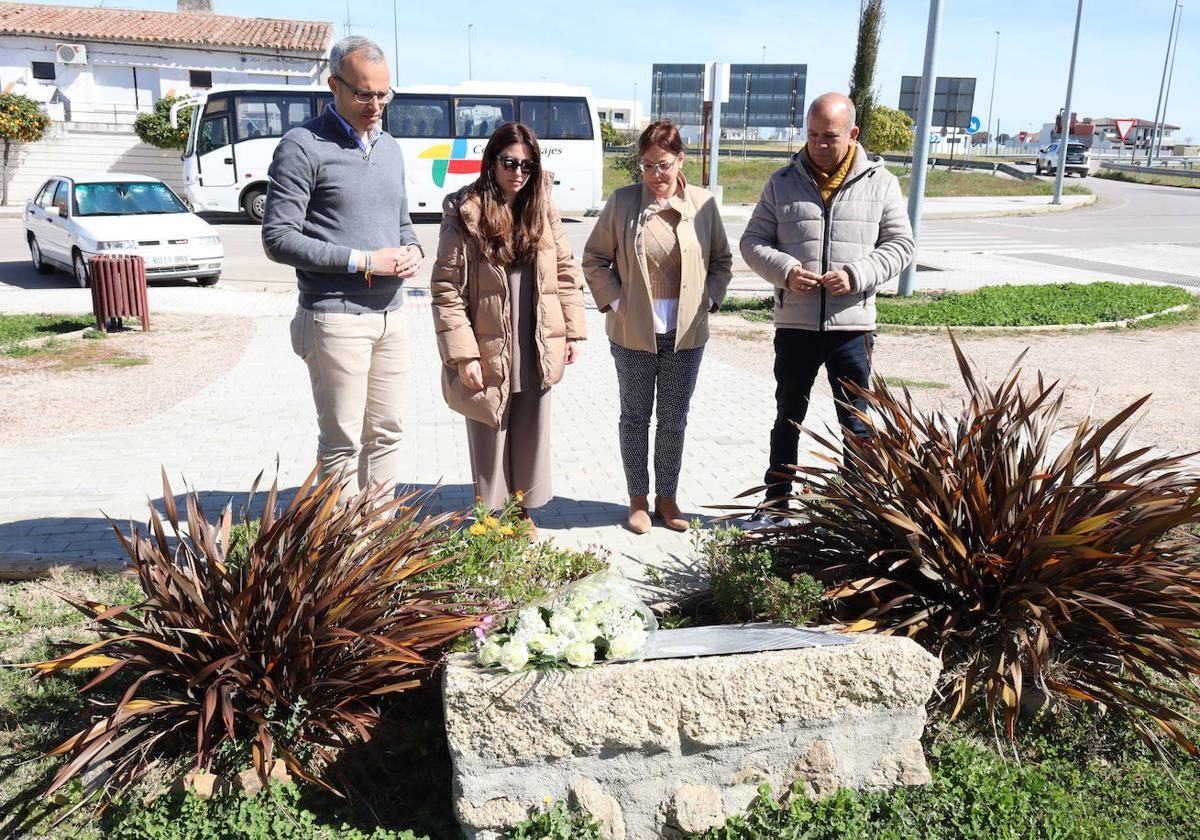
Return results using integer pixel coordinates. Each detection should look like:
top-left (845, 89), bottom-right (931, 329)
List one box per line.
top-left (1100, 162), bottom-right (1200, 180)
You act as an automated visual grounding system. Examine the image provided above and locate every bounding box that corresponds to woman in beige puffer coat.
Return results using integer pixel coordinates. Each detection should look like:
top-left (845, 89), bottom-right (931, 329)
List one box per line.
top-left (431, 122), bottom-right (587, 534)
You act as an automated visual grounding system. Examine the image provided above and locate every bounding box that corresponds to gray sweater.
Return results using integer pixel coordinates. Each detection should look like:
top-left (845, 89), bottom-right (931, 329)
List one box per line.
top-left (262, 107), bottom-right (419, 312)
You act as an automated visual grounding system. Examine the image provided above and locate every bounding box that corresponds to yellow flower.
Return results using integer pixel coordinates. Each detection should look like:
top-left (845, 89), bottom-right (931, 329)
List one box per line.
top-left (475, 495), bottom-right (483, 503)
top-left (499, 526), bottom-right (515, 537)
top-left (484, 516), bottom-right (501, 529)
top-left (515, 490), bottom-right (525, 503)
top-left (468, 523), bottom-right (487, 537)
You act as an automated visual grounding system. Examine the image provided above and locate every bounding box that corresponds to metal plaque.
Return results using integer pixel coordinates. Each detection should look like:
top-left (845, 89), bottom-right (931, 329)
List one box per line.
top-left (642, 623), bottom-right (852, 660)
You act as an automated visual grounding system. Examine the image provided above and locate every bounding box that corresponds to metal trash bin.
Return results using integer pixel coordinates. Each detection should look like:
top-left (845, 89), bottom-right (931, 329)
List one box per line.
top-left (88, 254), bottom-right (150, 333)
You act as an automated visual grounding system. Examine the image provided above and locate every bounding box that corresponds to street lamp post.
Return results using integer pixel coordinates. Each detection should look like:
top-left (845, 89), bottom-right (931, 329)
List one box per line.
top-left (1159, 4), bottom-right (1184, 161)
top-left (897, 0), bottom-right (944, 297)
top-left (392, 0), bottom-right (399, 86)
top-left (467, 23), bottom-right (474, 82)
top-left (986, 30), bottom-right (999, 155)
top-left (1052, 0), bottom-right (1084, 205)
top-left (1148, 1), bottom-right (1181, 164)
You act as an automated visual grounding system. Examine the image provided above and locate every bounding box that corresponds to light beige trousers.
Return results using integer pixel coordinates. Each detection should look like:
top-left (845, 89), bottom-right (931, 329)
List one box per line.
top-left (465, 388), bottom-right (553, 510)
top-left (290, 308), bottom-right (408, 494)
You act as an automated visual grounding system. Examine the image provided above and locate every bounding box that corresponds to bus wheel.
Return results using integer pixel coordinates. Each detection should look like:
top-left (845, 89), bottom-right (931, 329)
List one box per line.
top-left (242, 187), bottom-right (267, 224)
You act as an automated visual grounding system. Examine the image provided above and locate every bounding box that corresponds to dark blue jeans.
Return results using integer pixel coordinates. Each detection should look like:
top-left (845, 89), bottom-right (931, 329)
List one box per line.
top-left (765, 328), bottom-right (874, 501)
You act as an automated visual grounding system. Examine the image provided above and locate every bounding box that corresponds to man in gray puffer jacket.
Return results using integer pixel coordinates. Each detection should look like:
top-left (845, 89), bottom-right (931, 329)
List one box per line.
top-left (740, 92), bottom-right (914, 520)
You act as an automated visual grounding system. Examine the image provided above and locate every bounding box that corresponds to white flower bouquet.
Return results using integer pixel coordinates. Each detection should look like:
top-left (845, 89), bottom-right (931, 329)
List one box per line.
top-left (476, 569), bottom-right (657, 672)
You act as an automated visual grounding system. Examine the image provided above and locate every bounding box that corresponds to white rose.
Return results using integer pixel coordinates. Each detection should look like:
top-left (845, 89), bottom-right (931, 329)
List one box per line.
top-left (498, 641), bottom-right (530, 673)
top-left (527, 632), bottom-right (564, 657)
top-left (575, 622), bottom-right (602, 642)
top-left (477, 641), bottom-right (503, 667)
top-left (606, 629), bottom-right (648, 660)
top-left (564, 639), bottom-right (596, 668)
top-left (549, 612), bottom-right (577, 638)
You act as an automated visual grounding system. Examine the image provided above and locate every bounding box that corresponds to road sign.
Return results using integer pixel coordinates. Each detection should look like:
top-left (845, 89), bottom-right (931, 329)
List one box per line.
top-left (1114, 118), bottom-right (1136, 141)
top-left (966, 116), bottom-right (981, 134)
top-left (1018, 131), bottom-right (1028, 142)
top-left (930, 133), bottom-right (942, 144)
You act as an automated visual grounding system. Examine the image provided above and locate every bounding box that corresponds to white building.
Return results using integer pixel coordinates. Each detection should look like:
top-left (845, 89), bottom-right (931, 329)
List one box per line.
top-left (0, 1), bottom-right (333, 127)
top-left (595, 98), bottom-right (646, 133)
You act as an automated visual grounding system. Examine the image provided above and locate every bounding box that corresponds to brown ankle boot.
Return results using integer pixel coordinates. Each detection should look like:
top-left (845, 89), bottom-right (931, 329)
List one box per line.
top-left (515, 507), bottom-right (538, 541)
top-left (654, 496), bottom-right (689, 532)
top-left (627, 495), bottom-right (651, 534)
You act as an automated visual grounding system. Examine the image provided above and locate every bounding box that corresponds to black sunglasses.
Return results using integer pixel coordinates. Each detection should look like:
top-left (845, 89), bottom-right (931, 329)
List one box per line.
top-left (497, 155), bottom-right (537, 175)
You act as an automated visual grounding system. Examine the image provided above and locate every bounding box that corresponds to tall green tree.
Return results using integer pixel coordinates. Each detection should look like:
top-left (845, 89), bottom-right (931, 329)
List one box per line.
top-left (848, 0), bottom-right (885, 146)
top-left (0, 93), bottom-right (51, 205)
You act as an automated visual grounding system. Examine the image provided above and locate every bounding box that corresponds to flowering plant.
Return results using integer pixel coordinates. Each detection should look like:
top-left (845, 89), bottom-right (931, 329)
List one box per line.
top-left (477, 569), bottom-right (656, 672)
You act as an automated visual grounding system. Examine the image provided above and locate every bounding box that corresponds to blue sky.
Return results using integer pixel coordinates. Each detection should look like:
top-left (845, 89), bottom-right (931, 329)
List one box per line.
top-left (38, 0), bottom-right (1200, 140)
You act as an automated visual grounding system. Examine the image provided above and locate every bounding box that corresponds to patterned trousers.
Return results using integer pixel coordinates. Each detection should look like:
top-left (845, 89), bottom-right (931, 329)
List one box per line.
top-left (609, 331), bottom-right (705, 498)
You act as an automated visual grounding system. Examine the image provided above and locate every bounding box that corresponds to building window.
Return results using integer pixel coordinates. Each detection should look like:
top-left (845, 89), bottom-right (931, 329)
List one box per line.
top-left (31, 61), bottom-right (56, 81)
top-left (615, 111), bottom-right (626, 121)
top-left (190, 70), bottom-right (213, 89)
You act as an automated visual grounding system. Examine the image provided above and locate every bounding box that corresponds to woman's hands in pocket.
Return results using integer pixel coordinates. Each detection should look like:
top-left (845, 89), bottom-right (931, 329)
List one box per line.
top-left (457, 359), bottom-right (484, 391)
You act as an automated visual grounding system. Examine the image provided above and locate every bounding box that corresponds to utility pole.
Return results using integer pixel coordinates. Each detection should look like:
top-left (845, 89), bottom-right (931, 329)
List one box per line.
top-left (1159, 4), bottom-right (1184, 162)
top-left (467, 23), bottom-right (474, 81)
top-left (1052, 0), bottom-right (1084, 205)
top-left (986, 30), bottom-right (999, 155)
top-left (1148, 1), bottom-right (1181, 164)
top-left (392, 0), bottom-right (399, 86)
top-left (897, 0), bottom-right (943, 297)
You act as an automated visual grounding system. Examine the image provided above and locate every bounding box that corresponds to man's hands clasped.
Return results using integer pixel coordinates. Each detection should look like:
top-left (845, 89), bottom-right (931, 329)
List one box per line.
top-left (786, 264), bottom-right (854, 296)
top-left (367, 244), bottom-right (423, 278)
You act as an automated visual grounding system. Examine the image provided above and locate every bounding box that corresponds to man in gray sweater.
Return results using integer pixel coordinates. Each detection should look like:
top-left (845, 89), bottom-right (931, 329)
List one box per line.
top-left (263, 36), bottom-right (421, 496)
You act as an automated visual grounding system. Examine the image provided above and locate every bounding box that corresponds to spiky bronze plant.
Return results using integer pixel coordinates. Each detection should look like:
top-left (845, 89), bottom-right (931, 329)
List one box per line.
top-left (29, 469), bottom-right (482, 800)
top-left (758, 335), bottom-right (1200, 755)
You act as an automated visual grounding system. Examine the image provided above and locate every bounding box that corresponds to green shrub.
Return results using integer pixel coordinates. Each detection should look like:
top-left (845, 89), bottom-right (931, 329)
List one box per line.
top-left (107, 784), bottom-right (427, 840)
top-left (695, 525), bottom-right (822, 625)
top-left (134, 95), bottom-right (193, 150)
top-left (702, 738), bottom-right (1200, 840)
top-left (503, 800), bottom-right (604, 839)
top-left (760, 335), bottom-right (1200, 752)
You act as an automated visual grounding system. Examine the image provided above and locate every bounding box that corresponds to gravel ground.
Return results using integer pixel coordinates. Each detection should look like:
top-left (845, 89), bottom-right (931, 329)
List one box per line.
top-left (708, 315), bottom-right (1200, 457)
top-left (0, 314), bottom-right (255, 445)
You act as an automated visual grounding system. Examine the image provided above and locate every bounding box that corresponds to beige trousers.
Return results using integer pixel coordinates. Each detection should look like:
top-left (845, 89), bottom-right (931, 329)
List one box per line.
top-left (290, 308), bottom-right (408, 494)
top-left (465, 389), bottom-right (552, 509)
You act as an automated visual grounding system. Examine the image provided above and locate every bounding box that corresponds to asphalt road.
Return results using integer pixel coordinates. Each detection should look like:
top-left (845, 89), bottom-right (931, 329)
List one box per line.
top-left (2, 170), bottom-right (1196, 294)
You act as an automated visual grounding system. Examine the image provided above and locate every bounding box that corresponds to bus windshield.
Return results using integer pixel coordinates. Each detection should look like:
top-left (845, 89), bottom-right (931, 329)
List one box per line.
top-left (73, 182), bottom-right (189, 216)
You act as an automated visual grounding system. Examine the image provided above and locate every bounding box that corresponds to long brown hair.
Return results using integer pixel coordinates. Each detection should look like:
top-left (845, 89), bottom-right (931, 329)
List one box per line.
top-left (469, 121), bottom-right (546, 265)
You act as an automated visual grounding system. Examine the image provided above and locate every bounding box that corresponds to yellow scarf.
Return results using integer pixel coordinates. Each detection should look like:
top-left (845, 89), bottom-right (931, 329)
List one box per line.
top-left (803, 145), bottom-right (857, 206)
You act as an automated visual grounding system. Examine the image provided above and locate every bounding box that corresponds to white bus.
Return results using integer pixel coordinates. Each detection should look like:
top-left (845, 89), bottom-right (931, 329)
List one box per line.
top-left (173, 82), bottom-right (603, 222)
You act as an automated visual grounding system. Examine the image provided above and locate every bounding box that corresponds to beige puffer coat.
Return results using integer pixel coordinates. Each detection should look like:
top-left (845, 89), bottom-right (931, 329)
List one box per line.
top-left (740, 143), bottom-right (915, 331)
top-left (431, 179), bottom-right (587, 428)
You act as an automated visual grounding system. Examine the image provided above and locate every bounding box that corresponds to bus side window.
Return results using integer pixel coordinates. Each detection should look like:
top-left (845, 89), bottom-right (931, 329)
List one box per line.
top-left (387, 96), bottom-right (452, 138)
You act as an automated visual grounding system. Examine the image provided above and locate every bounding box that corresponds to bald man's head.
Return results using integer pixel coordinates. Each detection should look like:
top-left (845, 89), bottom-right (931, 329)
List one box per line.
top-left (805, 92), bottom-right (860, 171)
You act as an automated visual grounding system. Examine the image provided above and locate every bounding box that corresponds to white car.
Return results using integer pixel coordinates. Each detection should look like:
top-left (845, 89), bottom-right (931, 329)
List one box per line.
top-left (1034, 141), bottom-right (1090, 178)
top-left (23, 173), bottom-right (223, 288)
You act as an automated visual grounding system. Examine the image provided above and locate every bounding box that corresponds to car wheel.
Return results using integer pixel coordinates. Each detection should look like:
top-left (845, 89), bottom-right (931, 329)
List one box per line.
top-left (29, 235), bottom-right (54, 274)
top-left (72, 250), bottom-right (90, 289)
top-left (242, 187), bottom-right (267, 224)
top-left (197, 274), bottom-right (220, 287)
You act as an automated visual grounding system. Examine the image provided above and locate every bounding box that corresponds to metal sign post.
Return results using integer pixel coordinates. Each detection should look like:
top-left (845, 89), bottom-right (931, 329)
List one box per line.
top-left (897, 0), bottom-right (944, 297)
top-left (705, 62), bottom-right (730, 205)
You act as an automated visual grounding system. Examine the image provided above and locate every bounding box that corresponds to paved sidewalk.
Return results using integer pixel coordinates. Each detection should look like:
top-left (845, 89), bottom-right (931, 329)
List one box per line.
top-left (0, 285), bottom-right (840, 587)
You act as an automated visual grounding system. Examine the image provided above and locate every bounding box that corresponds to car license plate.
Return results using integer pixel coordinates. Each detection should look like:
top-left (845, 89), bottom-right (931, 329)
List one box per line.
top-left (148, 254), bottom-right (187, 267)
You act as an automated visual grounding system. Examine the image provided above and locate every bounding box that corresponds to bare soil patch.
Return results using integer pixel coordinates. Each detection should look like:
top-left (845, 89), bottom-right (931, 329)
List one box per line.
top-left (708, 315), bottom-right (1200, 456)
top-left (0, 314), bottom-right (255, 445)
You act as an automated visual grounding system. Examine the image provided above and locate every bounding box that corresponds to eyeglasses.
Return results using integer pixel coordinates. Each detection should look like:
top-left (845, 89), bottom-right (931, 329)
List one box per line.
top-left (497, 155), bottom-right (538, 175)
top-left (639, 155), bottom-right (679, 175)
top-left (333, 75), bottom-right (394, 105)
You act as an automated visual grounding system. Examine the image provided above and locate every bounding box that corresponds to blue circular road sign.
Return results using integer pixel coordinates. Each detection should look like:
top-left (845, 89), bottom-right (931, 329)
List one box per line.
top-left (966, 116), bottom-right (982, 134)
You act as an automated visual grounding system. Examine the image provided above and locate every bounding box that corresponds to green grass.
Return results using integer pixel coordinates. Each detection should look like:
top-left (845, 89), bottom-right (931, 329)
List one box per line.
top-left (1096, 168), bottom-right (1200, 189)
top-left (104, 356), bottom-right (148, 368)
top-left (0, 314), bottom-right (92, 352)
top-left (719, 283), bottom-right (1195, 328)
top-left (602, 155), bottom-right (1089, 202)
top-left (881, 377), bottom-right (949, 389)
